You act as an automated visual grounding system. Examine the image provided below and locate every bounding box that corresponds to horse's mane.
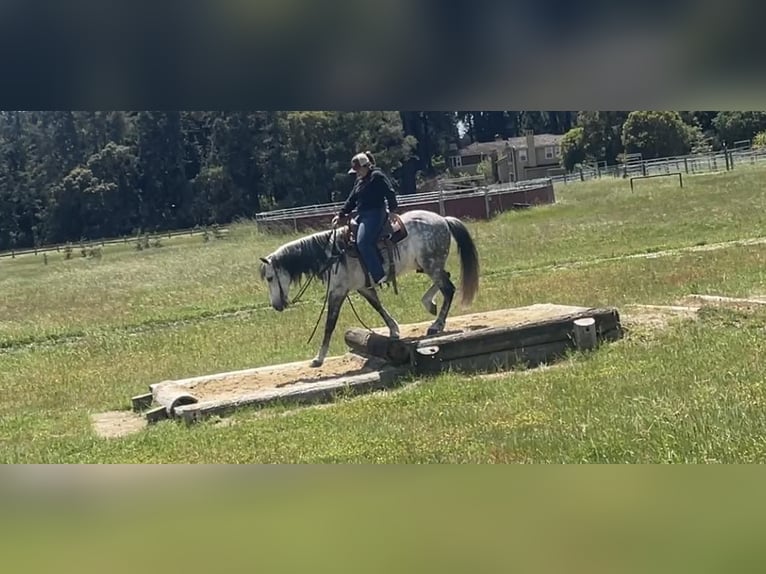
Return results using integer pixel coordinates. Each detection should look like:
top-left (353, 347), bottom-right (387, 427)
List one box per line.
top-left (259, 229), bottom-right (335, 285)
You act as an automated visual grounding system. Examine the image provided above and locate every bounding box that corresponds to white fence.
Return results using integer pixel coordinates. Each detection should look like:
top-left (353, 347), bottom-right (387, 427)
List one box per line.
top-left (254, 177), bottom-right (554, 223)
top-left (550, 147), bottom-right (766, 186)
top-left (0, 226), bottom-right (227, 260)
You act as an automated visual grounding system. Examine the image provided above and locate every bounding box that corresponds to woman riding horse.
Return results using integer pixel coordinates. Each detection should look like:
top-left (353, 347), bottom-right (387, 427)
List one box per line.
top-left (331, 151), bottom-right (398, 288)
top-left (259, 151), bottom-right (479, 367)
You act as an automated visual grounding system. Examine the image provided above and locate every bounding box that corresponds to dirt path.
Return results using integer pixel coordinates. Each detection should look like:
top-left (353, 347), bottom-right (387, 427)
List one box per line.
top-left (492, 235), bottom-right (766, 279)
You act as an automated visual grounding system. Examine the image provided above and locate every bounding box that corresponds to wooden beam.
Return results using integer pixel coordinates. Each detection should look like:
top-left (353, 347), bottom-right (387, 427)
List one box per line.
top-left (172, 365), bottom-right (411, 425)
top-left (413, 327), bottom-right (622, 375)
top-left (145, 406), bottom-right (170, 424)
top-left (437, 339), bottom-right (572, 374)
top-left (344, 328), bottom-right (415, 365)
top-left (131, 392), bottom-right (154, 412)
top-left (412, 308), bottom-right (620, 362)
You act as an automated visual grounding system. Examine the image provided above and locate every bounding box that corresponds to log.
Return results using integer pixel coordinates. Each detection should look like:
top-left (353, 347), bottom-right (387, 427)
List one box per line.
top-left (572, 317), bottom-right (597, 351)
top-left (413, 345), bottom-right (441, 374)
top-left (414, 308), bottom-right (621, 362)
top-left (344, 328), bottom-right (415, 365)
top-left (439, 339), bottom-right (572, 373)
top-left (415, 327), bottom-right (622, 375)
top-left (153, 385), bottom-right (200, 416)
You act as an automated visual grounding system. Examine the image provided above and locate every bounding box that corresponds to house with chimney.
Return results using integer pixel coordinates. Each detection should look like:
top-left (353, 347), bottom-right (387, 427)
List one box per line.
top-left (447, 131), bottom-right (565, 183)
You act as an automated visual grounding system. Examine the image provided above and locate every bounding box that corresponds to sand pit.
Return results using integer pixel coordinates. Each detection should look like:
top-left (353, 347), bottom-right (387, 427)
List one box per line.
top-left (144, 353), bottom-right (400, 422)
top-left (131, 303), bottom-right (622, 425)
top-left (378, 304), bottom-right (594, 341)
top-left (160, 353), bottom-right (383, 403)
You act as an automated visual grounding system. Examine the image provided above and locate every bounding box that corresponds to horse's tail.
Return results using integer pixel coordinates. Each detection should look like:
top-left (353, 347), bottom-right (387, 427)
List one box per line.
top-left (445, 216), bottom-right (480, 306)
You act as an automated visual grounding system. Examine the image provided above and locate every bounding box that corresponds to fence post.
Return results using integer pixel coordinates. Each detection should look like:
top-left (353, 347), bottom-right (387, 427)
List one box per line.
top-left (483, 186), bottom-right (490, 219)
top-left (438, 188), bottom-right (445, 216)
top-left (642, 162), bottom-right (647, 176)
top-left (684, 158), bottom-right (689, 173)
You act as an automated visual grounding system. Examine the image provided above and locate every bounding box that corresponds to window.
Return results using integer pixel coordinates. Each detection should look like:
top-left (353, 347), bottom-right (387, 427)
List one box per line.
top-left (555, 145), bottom-right (561, 157)
top-left (545, 146), bottom-right (555, 160)
top-left (450, 155), bottom-right (463, 168)
top-left (518, 149), bottom-right (527, 162)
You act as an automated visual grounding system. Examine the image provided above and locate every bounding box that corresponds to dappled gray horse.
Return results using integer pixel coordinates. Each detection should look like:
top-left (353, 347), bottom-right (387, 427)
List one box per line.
top-left (259, 209), bottom-right (480, 367)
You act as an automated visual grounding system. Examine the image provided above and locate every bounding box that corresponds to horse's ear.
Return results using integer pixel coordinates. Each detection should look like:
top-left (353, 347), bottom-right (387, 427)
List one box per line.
top-left (260, 257), bottom-right (269, 265)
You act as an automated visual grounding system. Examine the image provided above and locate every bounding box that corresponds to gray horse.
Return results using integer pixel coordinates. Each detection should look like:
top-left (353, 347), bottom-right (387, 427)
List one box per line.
top-left (259, 209), bottom-right (480, 367)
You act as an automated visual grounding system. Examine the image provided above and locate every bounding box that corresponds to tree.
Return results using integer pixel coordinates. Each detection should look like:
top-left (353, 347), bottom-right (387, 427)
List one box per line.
top-left (47, 167), bottom-right (101, 242)
top-left (621, 111), bottom-right (694, 159)
top-left (399, 112), bottom-right (459, 192)
top-left (752, 131), bottom-right (766, 149)
top-left (85, 142), bottom-right (141, 236)
top-left (576, 111), bottom-right (629, 163)
top-left (136, 111), bottom-right (192, 230)
top-left (712, 112), bottom-right (766, 147)
top-left (560, 127), bottom-right (587, 171)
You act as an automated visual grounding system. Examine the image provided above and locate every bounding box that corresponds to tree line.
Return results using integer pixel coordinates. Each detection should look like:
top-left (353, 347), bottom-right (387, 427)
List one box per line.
top-left (1, 110), bottom-right (764, 251)
top-left (559, 111), bottom-right (766, 171)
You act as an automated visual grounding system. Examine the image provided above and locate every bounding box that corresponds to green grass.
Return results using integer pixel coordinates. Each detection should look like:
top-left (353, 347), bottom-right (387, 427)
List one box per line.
top-left (3, 165), bottom-right (766, 462)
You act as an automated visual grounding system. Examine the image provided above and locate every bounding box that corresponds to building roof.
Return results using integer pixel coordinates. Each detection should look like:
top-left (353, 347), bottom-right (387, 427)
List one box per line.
top-left (507, 133), bottom-right (565, 147)
top-left (456, 133), bottom-right (565, 156)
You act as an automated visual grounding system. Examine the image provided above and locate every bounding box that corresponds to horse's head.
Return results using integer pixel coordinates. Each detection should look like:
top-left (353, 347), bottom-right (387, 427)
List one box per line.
top-left (259, 256), bottom-right (291, 312)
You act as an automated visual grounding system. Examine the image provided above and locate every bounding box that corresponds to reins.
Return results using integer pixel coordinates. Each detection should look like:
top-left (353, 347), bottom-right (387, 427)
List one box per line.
top-left (272, 227), bottom-right (375, 345)
top-left (302, 227), bottom-right (373, 344)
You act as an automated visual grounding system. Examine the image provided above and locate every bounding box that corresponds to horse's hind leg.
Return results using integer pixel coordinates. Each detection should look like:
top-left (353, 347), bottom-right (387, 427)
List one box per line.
top-left (421, 283), bottom-right (439, 316)
top-left (356, 287), bottom-right (400, 339)
top-left (426, 269), bottom-right (455, 336)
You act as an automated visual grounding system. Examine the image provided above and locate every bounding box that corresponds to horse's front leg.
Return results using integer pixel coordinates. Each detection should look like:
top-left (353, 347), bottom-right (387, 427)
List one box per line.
top-left (357, 287), bottom-right (400, 339)
top-left (310, 289), bottom-right (347, 368)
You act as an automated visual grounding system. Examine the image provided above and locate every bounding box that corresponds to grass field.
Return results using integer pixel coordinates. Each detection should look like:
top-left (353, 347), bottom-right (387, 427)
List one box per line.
top-left (2, 164), bottom-right (766, 463)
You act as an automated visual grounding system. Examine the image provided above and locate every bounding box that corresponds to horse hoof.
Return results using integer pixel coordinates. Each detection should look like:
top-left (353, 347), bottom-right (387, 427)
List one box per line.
top-left (426, 326), bottom-right (441, 336)
top-left (310, 358), bottom-right (323, 368)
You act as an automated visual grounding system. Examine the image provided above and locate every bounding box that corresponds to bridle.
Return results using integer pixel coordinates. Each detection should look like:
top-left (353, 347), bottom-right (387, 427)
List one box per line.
top-left (273, 267), bottom-right (289, 308)
top-left (268, 228), bottom-right (343, 309)
top-left (264, 227), bottom-right (372, 343)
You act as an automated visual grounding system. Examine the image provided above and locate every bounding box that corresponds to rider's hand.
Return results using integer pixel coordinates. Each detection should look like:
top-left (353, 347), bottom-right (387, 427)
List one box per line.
top-left (331, 215), bottom-right (340, 227)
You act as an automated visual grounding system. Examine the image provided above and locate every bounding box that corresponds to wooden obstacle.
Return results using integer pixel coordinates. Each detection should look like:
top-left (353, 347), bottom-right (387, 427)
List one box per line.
top-left (130, 303), bottom-right (622, 425)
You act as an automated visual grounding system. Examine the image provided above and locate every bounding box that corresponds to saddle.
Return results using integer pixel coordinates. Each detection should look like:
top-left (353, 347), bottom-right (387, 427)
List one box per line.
top-left (338, 212), bottom-right (408, 293)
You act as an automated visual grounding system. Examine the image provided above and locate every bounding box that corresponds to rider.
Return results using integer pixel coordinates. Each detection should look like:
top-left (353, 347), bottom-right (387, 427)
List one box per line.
top-left (332, 151), bottom-right (399, 287)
